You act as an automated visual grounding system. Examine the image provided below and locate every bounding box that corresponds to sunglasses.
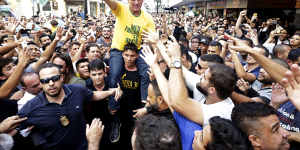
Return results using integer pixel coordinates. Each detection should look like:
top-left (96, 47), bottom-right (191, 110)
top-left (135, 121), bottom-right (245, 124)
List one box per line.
top-left (40, 75), bottom-right (61, 84)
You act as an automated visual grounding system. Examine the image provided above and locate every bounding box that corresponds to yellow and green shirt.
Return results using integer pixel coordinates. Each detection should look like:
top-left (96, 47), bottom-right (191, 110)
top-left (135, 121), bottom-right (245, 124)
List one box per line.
top-left (111, 2), bottom-right (155, 51)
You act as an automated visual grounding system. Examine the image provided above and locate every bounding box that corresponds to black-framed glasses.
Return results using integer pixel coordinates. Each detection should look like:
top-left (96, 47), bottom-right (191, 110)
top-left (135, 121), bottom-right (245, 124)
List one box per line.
top-left (40, 75), bottom-right (61, 84)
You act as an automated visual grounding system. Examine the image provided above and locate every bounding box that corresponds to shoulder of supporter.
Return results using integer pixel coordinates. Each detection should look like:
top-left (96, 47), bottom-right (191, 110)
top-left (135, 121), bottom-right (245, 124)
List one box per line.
top-left (68, 76), bottom-right (86, 86)
top-left (66, 84), bottom-right (94, 100)
top-left (201, 97), bottom-right (234, 126)
top-left (18, 93), bottom-right (44, 117)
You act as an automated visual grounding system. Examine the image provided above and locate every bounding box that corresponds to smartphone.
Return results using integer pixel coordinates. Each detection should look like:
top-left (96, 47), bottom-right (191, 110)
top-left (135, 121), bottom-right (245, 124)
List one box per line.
top-left (271, 20), bottom-right (277, 25)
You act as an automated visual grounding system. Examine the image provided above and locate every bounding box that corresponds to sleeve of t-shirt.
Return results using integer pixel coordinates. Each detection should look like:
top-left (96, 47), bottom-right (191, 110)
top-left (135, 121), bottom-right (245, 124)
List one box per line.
top-left (201, 102), bottom-right (233, 126)
top-left (184, 70), bottom-right (201, 92)
top-left (82, 86), bottom-right (94, 102)
top-left (250, 67), bottom-right (261, 78)
top-left (111, 1), bottom-right (122, 17)
top-left (74, 84), bottom-right (94, 102)
top-left (146, 14), bottom-right (156, 32)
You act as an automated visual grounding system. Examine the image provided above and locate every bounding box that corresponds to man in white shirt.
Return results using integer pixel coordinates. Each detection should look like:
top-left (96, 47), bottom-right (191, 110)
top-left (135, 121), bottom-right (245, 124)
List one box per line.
top-left (18, 72), bottom-right (42, 110)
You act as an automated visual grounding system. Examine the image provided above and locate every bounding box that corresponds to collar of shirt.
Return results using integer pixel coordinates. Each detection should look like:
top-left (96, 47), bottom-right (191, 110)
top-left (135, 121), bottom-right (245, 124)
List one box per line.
top-left (38, 85), bottom-right (72, 106)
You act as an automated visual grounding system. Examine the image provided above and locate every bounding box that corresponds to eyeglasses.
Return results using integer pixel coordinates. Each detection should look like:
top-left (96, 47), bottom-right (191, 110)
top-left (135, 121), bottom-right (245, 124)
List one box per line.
top-left (40, 75), bottom-right (61, 84)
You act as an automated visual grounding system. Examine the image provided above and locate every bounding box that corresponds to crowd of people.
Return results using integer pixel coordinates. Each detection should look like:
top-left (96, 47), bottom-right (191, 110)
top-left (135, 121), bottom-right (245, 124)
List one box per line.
top-left (0, 0), bottom-right (300, 150)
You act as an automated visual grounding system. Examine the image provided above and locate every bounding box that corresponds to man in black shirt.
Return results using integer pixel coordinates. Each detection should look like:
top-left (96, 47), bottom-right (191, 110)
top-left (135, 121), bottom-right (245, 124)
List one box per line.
top-left (109, 43), bottom-right (144, 148)
top-left (85, 59), bottom-right (122, 149)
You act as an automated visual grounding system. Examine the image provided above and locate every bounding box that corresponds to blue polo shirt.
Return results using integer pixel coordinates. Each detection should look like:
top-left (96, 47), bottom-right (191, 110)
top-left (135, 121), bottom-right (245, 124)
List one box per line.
top-left (173, 111), bottom-right (203, 150)
top-left (18, 84), bottom-right (94, 150)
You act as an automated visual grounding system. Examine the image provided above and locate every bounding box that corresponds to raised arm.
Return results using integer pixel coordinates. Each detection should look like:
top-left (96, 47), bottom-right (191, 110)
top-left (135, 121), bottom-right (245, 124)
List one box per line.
top-left (72, 41), bottom-right (86, 63)
top-left (141, 46), bottom-right (173, 112)
top-left (103, 0), bottom-right (118, 11)
top-left (230, 49), bottom-right (256, 82)
top-left (167, 37), bottom-right (204, 125)
top-left (229, 45), bottom-right (288, 84)
top-left (32, 27), bottom-right (64, 71)
top-left (235, 10), bottom-right (246, 37)
top-left (281, 64), bottom-right (300, 111)
top-left (92, 84), bottom-right (122, 101)
top-left (0, 42), bottom-right (20, 55)
top-left (0, 47), bottom-right (31, 99)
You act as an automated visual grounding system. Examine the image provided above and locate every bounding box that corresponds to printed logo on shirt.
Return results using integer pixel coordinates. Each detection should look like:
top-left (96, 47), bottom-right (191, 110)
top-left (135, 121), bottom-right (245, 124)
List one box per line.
top-left (121, 73), bottom-right (139, 90)
top-left (278, 107), bottom-right (300, 132)
top-left (125, 24), bottom-right (141, 45)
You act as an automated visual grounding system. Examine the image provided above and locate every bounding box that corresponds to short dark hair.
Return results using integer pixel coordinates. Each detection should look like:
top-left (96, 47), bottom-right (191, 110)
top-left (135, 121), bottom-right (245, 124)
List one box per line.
top-left (70, 41), bottom-right (81, 48)
top-left (39, 33), bottom-right (50, 42)
top-left (76, 58), bottom-right (89, 70)
top-left (86, 43), bottom-right (100, 53)
top-left (231, 102), bottom-right (277, 136)
top-left (124, 42), bottom-right (138, 53)
top-left (209, 63), bottom-right (237, 99)
top-left (27, 41), bottom-right (39, 47)
top-left (288, 48), bottom-right (300, 62)
top-left (52, 53), bottom-right (74, 75)
top-left (37, 63), bottom-right (61, 75)
top-left (134, 114), bottom-right (181, 150)
top-left (200, 54), bottom-right (224, 64)
top-left (88, 59), bottom-right (105, 72)
top-left (206, 116), bottom-right (250, 150)
top-left (209, 41), bottom-right (222, 50)
top-left (0, 58), bottom-right (14, 76)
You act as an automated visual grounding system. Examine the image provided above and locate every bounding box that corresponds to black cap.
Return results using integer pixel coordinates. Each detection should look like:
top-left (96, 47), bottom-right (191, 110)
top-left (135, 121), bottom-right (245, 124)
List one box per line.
top-left (199, 37), bottom-right (209, 45)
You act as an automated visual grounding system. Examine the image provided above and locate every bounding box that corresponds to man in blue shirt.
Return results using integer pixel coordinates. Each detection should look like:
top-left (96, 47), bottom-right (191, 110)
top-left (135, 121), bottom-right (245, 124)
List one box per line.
top-left (18, 63), bottom-right (121, 150)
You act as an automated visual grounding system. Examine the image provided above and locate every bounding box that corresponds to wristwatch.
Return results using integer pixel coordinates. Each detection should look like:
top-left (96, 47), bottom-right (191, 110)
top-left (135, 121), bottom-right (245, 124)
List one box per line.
top-left (170, 58), bottom-right (182, 69)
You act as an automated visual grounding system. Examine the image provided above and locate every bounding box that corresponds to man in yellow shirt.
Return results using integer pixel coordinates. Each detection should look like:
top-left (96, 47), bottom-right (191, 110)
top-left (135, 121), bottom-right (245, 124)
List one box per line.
top-left (103, 0), bottom-right (155, 143)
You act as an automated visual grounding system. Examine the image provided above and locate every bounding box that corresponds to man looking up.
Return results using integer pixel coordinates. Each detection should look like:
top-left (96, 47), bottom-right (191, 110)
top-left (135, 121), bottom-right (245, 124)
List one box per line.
top-left (103, 0), bottom-right (155, 142)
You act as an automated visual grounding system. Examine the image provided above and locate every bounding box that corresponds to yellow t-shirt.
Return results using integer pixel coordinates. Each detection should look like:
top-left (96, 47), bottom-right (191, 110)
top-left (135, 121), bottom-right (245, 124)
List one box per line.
top-left (111, 2), bottom-right (155, 51)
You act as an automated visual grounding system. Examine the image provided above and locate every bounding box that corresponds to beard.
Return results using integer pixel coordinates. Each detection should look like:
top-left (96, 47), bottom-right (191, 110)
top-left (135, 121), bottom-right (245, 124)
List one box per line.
top-left (45, 87), bottom-right (62, 98)
top-left (196, 82), bottom-right (208, 96)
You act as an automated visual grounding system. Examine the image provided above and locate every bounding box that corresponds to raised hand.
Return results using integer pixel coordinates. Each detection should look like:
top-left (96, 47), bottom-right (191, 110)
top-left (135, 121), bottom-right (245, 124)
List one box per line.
top-left (236, 79), bottom-right (250, 93)
top-left (141, 45), bottom-right (157, 67)
top-left (239, 10), bottom-right (247, 17)
top-left (166, 36), bottom-right (181, 58)
top-left (281, 64), bottom-right (300, 111)
top-left (55, 27), bottom-right (64, 41)
top-left (86, 118), bottom-right (104, 144)
top-left (142, 31), bottom-right (160, 44)
top-left (18, 46), bottom-right (31, 65)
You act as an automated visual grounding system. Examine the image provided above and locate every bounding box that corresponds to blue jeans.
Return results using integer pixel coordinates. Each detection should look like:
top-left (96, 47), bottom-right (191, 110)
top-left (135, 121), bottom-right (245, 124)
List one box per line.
top-left (108, 49), bottom-right (149, 111)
